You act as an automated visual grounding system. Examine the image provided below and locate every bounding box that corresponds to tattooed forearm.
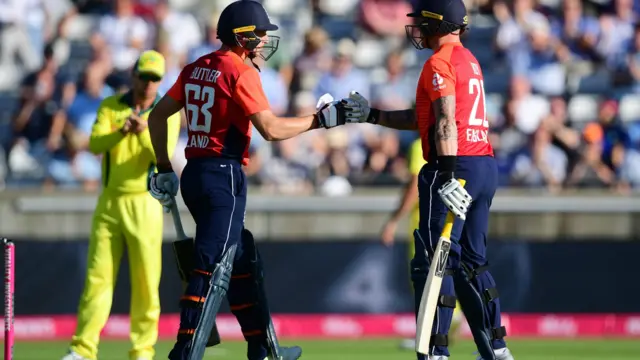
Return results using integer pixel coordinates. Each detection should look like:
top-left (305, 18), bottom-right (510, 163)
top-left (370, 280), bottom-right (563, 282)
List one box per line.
top-left (376, 109), bottom-right (417, 130)
top-left (432, 95), bottom-right (458, 156)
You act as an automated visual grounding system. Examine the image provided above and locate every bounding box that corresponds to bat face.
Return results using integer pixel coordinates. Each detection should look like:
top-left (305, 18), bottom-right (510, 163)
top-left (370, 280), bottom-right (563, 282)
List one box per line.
top-left (416, 237), bottom-right (452, 354)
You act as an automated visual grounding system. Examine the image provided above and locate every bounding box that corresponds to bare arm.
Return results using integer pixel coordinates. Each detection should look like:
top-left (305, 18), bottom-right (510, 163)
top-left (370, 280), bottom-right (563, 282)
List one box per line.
top-left (432, 95), bottom-right (458, 156)
top-left (250, 109), bottom-right (319, 141)
top-left (148, 95), bottom-right (183, 170)
top-left (373, 109), bottom-right (418, 130)
top-left (389, 174), bottom-right (419, 222)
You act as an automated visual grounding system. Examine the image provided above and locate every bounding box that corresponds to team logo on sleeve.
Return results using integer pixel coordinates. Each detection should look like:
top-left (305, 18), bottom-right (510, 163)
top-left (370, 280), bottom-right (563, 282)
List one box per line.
top-left (432, 73), bottom-right (446, 91)
top-left (471, 63), bottom-right (481, 76)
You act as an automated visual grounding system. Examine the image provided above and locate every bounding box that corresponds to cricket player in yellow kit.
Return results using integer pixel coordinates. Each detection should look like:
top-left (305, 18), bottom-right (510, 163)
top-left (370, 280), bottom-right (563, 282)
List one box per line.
top-left (380, 138), bottom-right (462, 350)
top-left (62, 50), bottom-right (181, 360)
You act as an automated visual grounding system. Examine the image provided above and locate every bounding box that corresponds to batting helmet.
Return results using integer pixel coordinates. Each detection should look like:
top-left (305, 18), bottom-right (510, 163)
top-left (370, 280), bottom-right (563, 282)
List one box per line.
top-left (406, 0), bottom-right (468, 50)
top-left (217, 0), bottom-right (280, 61)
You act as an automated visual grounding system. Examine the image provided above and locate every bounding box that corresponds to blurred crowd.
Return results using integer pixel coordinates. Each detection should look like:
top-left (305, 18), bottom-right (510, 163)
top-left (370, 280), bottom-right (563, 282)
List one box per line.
top-left (1, 0), bottom-right (640, 195)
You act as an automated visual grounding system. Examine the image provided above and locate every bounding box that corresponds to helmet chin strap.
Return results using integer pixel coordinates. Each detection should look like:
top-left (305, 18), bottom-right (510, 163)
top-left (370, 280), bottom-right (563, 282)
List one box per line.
top-left (248, 51), bottom-right (261, 72)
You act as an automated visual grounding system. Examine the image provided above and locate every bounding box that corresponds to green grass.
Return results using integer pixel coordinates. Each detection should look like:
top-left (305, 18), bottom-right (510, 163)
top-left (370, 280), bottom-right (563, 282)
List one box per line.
top-left (15, 338), bottom-right (640, 359)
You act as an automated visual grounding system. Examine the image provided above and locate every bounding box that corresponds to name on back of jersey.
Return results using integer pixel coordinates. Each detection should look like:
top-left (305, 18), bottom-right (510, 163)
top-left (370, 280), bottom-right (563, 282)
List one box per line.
top-left (466, 128), bottom-right (488, 143)
top-left (190, 67), bottom-right (222, 83)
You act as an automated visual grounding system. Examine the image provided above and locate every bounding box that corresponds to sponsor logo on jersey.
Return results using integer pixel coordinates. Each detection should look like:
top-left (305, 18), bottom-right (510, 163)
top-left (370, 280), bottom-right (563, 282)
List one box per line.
top-left (432, 73), bottom-right (445, 91)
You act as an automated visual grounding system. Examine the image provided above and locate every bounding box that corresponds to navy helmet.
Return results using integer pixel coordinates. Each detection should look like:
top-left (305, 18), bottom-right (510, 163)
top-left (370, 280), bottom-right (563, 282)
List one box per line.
top-left (217, 0), bottom-right (280, 61)
top-left (406, 0), bottom-right (468, 49)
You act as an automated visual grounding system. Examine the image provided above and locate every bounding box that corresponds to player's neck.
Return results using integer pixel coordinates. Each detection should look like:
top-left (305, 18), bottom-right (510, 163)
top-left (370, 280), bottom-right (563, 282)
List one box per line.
top-left (433, 35), bottom-right (461, 51)
top-left (133, 94), bottom-right (156, 110)
top-left (220, 45), bottom-right (248, 60)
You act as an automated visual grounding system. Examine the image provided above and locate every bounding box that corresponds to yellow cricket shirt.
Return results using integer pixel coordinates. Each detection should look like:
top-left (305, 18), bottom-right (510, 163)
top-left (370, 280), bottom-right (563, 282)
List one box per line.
top-left (89, 91), bottom-right (181, 194)
top-left (409, 138), bottom-right (427, 234)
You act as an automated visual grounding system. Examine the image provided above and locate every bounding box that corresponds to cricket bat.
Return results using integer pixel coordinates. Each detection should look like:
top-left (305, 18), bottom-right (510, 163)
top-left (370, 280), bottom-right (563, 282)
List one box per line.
top-left (415, 179), bottom-right (466, 355)
top-left (169, 199), bottom-right (221, 347)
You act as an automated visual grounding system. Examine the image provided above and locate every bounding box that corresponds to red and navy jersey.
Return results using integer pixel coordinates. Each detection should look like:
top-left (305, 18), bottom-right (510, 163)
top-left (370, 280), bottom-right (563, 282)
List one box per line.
top-left (415, 42), bottom-right (494, 162)
top-left (166, 50), bottom-right (270, 166)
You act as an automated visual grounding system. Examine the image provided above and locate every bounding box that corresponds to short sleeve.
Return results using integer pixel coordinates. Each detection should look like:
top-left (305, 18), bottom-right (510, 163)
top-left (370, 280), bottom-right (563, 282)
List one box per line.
top-left (166, 73), bottom-right (185, 105)
top-left (233, 69), bottom-right (270, 116)
top-left (409, 139), bottom-right (427, 175)
top-left (424, 57), bottom-right (456, 101)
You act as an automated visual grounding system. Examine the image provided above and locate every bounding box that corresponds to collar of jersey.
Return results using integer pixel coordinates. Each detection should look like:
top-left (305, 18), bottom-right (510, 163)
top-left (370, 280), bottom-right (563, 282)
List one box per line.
top-left (118, 90), bottom-right (161, 115)
top-left (216, 49), bottom-right (245, 63)
top-left (440, 42), bottom-right (463, 48)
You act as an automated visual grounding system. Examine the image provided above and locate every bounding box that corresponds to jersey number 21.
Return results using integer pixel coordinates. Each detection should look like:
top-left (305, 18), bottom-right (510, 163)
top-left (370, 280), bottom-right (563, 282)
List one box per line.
top-left (468, 78), bottom-right (488, 128)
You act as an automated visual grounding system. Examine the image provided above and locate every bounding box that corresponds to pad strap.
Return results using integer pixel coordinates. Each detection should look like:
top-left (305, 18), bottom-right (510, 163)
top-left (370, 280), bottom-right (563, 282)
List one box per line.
top-left (178, 328), bottom-right (195, 341)
top-left (484, 287), bottom-right (499, 302)
top-left (180, 295), bottom-right (205, 308)
top-left (492, 326), bottom-right (507, 340)
top-left (467, 264), bottom-right (490, 280)
top-left (438, 294), bottom-right (457, 308)
top-left (430, 334), bottom-right (448, 347)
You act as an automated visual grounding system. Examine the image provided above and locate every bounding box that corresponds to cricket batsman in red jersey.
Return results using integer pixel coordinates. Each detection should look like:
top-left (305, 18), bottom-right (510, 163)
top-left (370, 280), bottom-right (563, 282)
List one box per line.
top-left (342, 1), bottom-right (515, 359)
top-left (143, 1), bottom-right (355, 359)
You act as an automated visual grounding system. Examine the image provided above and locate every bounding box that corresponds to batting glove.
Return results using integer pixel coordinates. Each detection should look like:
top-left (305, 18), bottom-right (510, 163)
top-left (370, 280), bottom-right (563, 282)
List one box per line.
top-left (149, 170), bottom-right (179, 213)
top-left (437, 169), bottom-right (472, 221)
top-left (340, 91), bottom-right (380, 124)
top-left (316, 99), bottom-right (359, 129)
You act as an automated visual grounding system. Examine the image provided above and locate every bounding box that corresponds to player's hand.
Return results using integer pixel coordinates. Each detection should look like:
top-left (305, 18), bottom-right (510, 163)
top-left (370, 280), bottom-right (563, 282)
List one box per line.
top-left (380, 219), bottom-right (398, 247)
top-left (148, 170), bottom-right (180, 213)
top-left (120, 119), bottom-right (133, 135)
top-left (316, 100), bottom-right (359, 129)
top-left (437, 175), bottom-right (472, 220)
top-left (341, 91), bottom-right (372, 124)
top-left (129, 107), bottom-right (148, 134)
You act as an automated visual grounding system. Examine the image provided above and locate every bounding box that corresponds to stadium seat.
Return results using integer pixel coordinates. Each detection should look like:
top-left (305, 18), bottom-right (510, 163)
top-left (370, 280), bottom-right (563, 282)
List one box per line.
top-left (0, 92), bottom-right (19, 124)
top-left (568, 95), bottom-right (600, 125)
top-left (65, 15), bottom-right (100, 41)
top-left (0, 65), bottom-right (22, 92)
top-left (264, 0), bottom-right (298, 15)
top-left (353, 39), bottom-right (386, 68)
top-left (483, 69), bottom-right (510, 93)
top-left (618, 94), bottom-right (640, 123)
top-left (486, 93), bottom-right (504, 122)
top-left (576, 70), bottom-right (611, 94)
top-left (69, 41), bottom-right (94, 63)
top-left (319, 16), bottom-right (356, 40)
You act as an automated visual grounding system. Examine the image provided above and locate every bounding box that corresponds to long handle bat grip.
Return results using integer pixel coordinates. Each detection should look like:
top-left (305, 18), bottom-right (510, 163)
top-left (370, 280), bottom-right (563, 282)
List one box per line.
top-left (440, 179), bottom-right (466, 240)
top-left (170, 196), bottom-right (188, 240)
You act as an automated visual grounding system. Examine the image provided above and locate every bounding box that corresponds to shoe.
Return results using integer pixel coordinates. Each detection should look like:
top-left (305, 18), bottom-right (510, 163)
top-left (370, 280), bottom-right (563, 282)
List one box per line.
top-left (264, 345), bottom-right (302, 360)
top-left (476, 347), bottom-right (514, 360)
top-left (61, 351), bottom-right (91, 360)
top-left (428, 356), bottom-right (449, 360)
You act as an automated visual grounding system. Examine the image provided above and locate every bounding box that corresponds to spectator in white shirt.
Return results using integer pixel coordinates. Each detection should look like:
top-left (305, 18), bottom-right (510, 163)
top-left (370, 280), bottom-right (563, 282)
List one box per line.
top-left (90, 0), bottom-right (150, 73)
top-left (0, 0), bottom-right (47, 71)
top-left (153, 0), bottom-right (202, 68)
top-left (495, 0), bottom-right (548, 53)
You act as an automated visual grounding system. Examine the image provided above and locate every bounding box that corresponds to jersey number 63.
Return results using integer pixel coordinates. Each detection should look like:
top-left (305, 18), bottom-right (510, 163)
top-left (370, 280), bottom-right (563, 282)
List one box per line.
top-left (185, 83), bottom-right (215, 133)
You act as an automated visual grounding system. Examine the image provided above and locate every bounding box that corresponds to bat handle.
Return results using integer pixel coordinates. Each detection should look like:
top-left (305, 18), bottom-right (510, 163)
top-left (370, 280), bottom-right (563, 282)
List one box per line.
top-left (170, 196), bottom-right (188, 240)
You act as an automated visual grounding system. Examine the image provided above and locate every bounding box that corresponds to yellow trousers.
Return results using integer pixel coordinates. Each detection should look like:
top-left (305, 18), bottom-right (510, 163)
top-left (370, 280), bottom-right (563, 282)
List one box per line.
top-left (409, 210), bottom-right (462, 333)
top-left (71, 191), bottom-right (163, 360)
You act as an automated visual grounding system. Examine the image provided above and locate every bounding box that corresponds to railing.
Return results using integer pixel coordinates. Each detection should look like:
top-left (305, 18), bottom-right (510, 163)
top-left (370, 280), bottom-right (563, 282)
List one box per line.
top-left (2, 191), bottom-right (640, 240)
top-left (12, 193), bottom-right (640, 213)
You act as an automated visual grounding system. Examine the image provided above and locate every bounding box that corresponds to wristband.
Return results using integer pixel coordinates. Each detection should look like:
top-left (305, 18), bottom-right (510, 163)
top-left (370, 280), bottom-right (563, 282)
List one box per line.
top-left (313, 113), bottom-right (323, 129)
top-left (437, 156), bottom-right (456, 173)
top-left (367, 109), bottom-right (380, 124)
top-left (157, 162), bottom-right (173, 173)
